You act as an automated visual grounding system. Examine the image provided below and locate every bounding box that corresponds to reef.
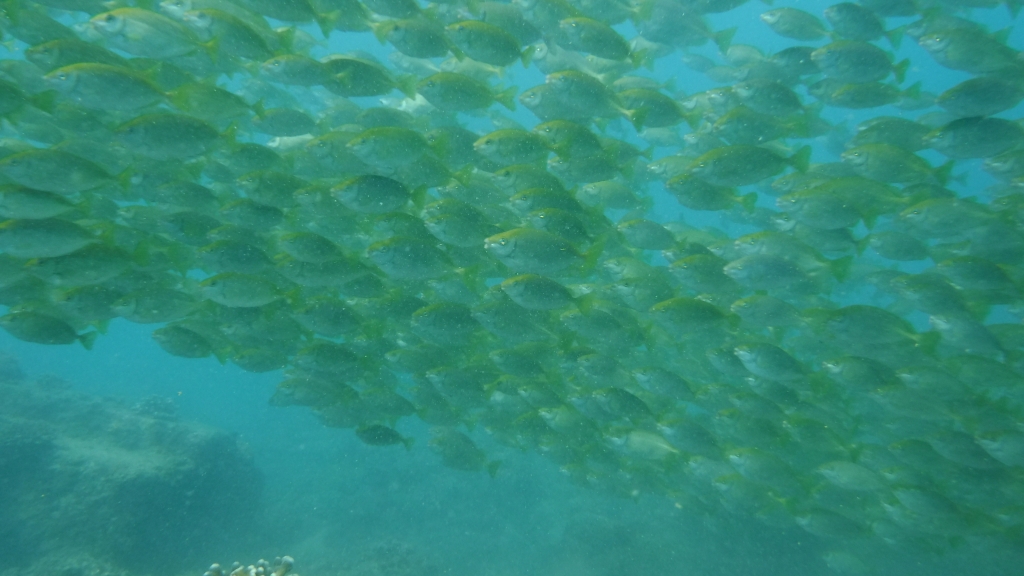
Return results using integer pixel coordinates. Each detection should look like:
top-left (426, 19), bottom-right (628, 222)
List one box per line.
top-left (0, 351), bottom-right (263, 576)
top-left (203, 557), bottom-right (296, 576)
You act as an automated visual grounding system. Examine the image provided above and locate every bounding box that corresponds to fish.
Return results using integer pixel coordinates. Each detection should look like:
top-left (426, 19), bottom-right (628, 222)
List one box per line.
top-left (2, 0), bottom-right (1024, 566)
top-left (355, 424), bottom-right (414, 449)
top-left (688, 145), bottom-right (811, 187)
top-left (446, 20), bottom-right (526, 67)
top-left (760, 8), bottom-right (828, 41)
top-left (0, 218), bottom-right (95, 258)
top-left (0, 310), bottom-right (97, 348)
top-left (484, 228), bottom-right (587, 275)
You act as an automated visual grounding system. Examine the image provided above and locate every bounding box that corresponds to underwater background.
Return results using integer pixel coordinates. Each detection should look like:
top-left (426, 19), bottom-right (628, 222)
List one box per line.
top-left (2, 0), bottom-right (1024, 575)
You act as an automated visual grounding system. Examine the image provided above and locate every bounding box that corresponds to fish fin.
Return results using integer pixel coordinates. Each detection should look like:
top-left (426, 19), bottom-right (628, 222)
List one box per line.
top-left (92, 320), bottom-right (110, 335)
top-left (450, 44), bottom-right (466, 61)
top-left (283, 287), bottom-right (303, 306)
top-left (200, 38), bottom-right (220, 63)
top-left (634, 0), bottom-right (655, 20)
top-left (397, 74), bottom-right (419, 98)
top-left (578, 235), bottom-right (608, 276)
top-left (619, 207), bottom-right (647, 223)
top-left (829, 256), bottom-right (853, 282)
top-left (371, 22), bottom-right (389, 44)
top-left (892, 59), bottom-right (909, 84)
top-left (421, 3), bottom-right (441, 19)
top-left (627, 107), bottom-right (648, 132)
top-left (238, 59), bottom-right (263, 78)
top-left (315, 12), bottom-right (339, 38)
top-left (275, 26), bottom-right (296, 52)
top-left (789, 145), bottom-right (811, 173)
top-left (486, 460), bottom-right (501, 477)
top-left (251, 98), bottom-right (266, 118)
top-left (410, 185), bottom-right (429, 210)
top-left (915, 331), bottom-right (940, 356)
top-left (451, 165), bottom-right (475, 186)
top-left (617, 158), bottom-right (635, 180)
top-left (402, 436), bottom-right (415, 450)
top-left (78, 331), bottom-right (98, 351)
top-left (494, 86), bottom-right (517, 111)
top-left (886, 25), bottom-right (904, 49)
top-left (725, 311), bottom-right (743, 332)
top-left (784, 114), bottom-right (812, 138)
top-left (966, 299), bottom-right (991, 322)
top-left (219, 122), bottom-right (240, 147)
top-left (521, 46), bottom-right (535, 68)
top-left (993, 27), bottom-right (1012, 44)
top-left (933, 160), bottom-right (955, 186)
top-left (682, 111), bottom-right (703, 130)
top-left (630, 48), bottom-right (654, 71)
top-left (213, 347), bottom-right (231, 365)
top-left (713, 27), bottom-right (736, 53)
top-left (799, 307), bottom-right (833, 333)
top-left (115, 166), bottom-right (135, 191)
top-left (739, 192), bottom-right (757, 213)
top-left (28, 90), bottom-right (57, 114)
top-left (901, 81), bottom-right (921, 100)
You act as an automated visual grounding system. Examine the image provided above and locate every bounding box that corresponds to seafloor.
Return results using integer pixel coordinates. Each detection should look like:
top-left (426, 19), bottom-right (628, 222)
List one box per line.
top-left (1, 348), bottom-right (1021, 576)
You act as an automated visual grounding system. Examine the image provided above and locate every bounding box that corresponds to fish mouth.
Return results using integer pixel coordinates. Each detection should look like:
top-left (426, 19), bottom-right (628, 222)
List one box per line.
top-left (840, 151), bottom-right (866, 166)
top-left (483, 235), bottom-right (515, 257)
top-left (918, 37), bottom-right (947, 52)
top-left (733, 350), bottom-right (754, 363)
top-left (722, 264), bottom-right (745, 280)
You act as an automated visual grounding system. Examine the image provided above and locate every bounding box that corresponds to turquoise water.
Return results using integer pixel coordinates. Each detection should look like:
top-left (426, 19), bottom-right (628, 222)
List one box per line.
top-left (8, 314), bottom-right (1019, 575)
top-left (2, 0), bottom-right (1024, 574)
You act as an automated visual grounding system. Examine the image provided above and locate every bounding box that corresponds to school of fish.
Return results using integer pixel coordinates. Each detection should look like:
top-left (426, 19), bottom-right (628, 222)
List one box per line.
top-left (0, 0), bottom-right (1023, 569)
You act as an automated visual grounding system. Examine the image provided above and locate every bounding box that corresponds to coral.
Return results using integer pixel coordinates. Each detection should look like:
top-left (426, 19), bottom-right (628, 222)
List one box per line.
top-left (204, 557), bottom-right (295, 576)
